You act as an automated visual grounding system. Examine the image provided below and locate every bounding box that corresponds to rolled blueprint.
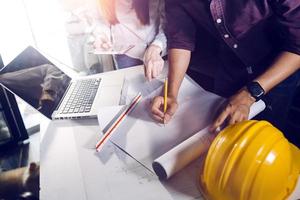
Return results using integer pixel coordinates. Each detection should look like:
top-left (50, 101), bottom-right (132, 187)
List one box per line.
top-left (152, 100), bottom-right (266, 179)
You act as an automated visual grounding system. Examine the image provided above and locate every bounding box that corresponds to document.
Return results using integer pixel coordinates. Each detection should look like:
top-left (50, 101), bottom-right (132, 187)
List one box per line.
top-left (97, 77), bottom-right (266, 179)
top-left (152, 100), bottom-right (265, 179)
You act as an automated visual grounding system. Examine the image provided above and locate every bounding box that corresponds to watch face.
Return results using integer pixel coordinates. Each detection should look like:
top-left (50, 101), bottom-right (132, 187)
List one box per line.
top-left (252, 84), bottom-right (264, 97)
top-left (248, 82), bottom-right (265, 100)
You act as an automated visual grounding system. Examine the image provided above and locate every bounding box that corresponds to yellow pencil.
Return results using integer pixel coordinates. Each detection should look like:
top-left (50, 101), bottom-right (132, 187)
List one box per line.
top-left (163, 78), bottom-right (168, 114)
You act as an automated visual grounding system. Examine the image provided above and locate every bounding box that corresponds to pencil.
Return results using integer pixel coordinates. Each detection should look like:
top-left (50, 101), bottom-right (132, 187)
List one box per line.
top-left (164, 77), bottom-right (168, 114)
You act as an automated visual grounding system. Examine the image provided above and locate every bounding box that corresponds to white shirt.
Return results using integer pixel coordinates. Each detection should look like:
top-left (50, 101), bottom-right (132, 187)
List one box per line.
top-left (84, 0), bottom-right (167, 60)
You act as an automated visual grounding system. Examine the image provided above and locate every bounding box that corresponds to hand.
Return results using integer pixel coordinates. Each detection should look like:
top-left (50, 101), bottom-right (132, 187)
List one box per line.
top-left (150, 95), bottom-right (178, 124)
top-left (144, 45), bottom-right (164, 81)
top-left (210, 88), bottom-right (256, 132)
top-left (93, 33), bottom-right (112, 51)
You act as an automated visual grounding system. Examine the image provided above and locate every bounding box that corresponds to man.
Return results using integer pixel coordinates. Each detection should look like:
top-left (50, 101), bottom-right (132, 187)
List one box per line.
top-left (151, 0), bottom-right (300, 141)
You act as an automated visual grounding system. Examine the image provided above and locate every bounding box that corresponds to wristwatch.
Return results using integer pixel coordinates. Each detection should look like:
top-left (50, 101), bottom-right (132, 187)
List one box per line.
top-left (246, 81), bottom-right (265, 102)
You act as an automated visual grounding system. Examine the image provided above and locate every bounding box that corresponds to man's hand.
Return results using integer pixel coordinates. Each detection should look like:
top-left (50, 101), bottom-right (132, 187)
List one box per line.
top-left (144, 45), bottom-right (164, 81)
top-left (150, 95), bottom-right (178, 123)
top-left (149, 49), bottom-right (191, 123)
top-left (210, 88), bottom-right (256, 132)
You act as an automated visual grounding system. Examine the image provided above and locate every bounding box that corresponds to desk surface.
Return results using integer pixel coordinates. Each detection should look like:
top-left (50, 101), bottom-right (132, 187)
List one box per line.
top-left (40, 65), bottom-right (300, 200)
top-left (40, 66), bottom-right (205, 200)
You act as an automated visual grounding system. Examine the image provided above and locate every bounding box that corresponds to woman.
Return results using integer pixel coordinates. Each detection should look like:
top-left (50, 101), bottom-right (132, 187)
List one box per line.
top-left (91, 0), bottom-right (166, 80)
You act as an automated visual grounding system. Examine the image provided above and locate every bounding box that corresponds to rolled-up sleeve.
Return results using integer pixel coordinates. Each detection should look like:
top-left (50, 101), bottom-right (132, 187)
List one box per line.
top-left (151, 0), bottom-right (167, 56)
top-left (272, 0), bottom-right (300, 55)
top-left (165, 0), bottom-right (196, 51)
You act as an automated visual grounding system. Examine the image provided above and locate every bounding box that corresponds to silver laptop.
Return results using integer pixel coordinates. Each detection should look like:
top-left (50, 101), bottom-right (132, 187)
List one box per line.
top-left (0, 46), bottom-right (123, 120)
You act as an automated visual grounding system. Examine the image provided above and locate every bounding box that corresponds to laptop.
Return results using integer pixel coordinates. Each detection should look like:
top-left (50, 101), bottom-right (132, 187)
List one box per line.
top-left (0, 46), bottom-right (124, 120)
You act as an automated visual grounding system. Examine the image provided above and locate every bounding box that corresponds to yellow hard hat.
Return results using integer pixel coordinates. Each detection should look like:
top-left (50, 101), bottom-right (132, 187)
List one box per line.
top-left (199, 120), bottom-right (300, 200)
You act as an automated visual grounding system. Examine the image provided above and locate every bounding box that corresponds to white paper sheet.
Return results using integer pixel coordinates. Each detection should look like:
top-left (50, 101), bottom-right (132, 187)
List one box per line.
top-left (98, 78), bottom-right (224, 170)
top-left (97, 78), bottom-right (266, 180)
top-left (152, 100), bottom-right (266, 179)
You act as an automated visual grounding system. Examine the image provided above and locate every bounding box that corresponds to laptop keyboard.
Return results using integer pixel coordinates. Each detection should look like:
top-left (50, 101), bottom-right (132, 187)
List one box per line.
top-left (60, 78), bottom-right (101, 114)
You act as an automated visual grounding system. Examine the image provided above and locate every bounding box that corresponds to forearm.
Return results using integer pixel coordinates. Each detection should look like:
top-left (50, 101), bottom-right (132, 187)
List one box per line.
top-left (211, 51), bottom-right (300, 131)
top-left (168, 49), bottom-right (191, 98)
top-left (255, 51), bottom-right (300, 93)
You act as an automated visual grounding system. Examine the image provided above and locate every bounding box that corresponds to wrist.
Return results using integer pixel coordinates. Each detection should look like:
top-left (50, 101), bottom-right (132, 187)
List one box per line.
top-left (240, 88), bottom-right (256, 106)
top-left (149, 44), bottom-right (162, 55)
top-left (246, 81), bottom-right (265, 102)
top-left (151, 40), bottom-right (164, 53)
top-left (167, 91), bottom-right (178, 100)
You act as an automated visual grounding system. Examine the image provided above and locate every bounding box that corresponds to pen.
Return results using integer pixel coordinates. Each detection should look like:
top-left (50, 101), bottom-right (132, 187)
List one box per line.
top-left (163, 78), bottom-right (168, 123)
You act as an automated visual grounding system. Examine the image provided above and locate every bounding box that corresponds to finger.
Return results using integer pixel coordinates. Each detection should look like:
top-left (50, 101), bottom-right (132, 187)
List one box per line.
top-left (143, 64), bottom-right (147, 78)
top-left (238, 112), bottom-right (245, 123)
top-left (151, 105), bottom-right (164, 118)
top-left (101, 42), bottom-right (111, 50)
top-left (234, 110), bottom-right (247, 124)
top-left (151, 97), bottom-right (164, 118)
top-left (99, 37), bottom-right (107, 45)
top-left (99, 33), bottom-right (109, 43)
top-left (151, 106), bottom-right (164, 118)
top-left (146, 61), bottom-right (153, 81)
top-left (210, 105), bottom-right (231, 132)
top-left (106, 42), bottom-right (112, 49)
top-left (152, 65), bottom-right (158, 78)
top-left (164, 102), bottom-right (178, 123)
top-left (242, 114), bottom-right (248, 121)
top-left (240, 105), bottom-right (250, 120)
top-left (229, 111), bottom-right (241, 125)
top-left (143, 52), bottom-right (150, 64)
top-left (238, 112), bottom-right (247, 122)
top-left (164, 116), bottom-right (170, 124)
top-left (164, 113), bottom-right (172, 124)
top-left (152, 113), bottom-right (164, 122)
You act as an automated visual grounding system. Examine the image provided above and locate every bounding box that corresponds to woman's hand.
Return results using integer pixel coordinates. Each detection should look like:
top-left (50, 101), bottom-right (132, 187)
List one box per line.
top-left (210, 88), bottom-right (256, 132)
top-left (144, 45), bottom-right (164, 81)
top-left (150, 95), bottom-right (178, 124)
top-left (93, 33), bottom-right (112, 51)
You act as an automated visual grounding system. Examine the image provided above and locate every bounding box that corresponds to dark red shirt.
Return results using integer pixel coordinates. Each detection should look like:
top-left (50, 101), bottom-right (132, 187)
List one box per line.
top-left (166, 0), bottom-right (300, 93)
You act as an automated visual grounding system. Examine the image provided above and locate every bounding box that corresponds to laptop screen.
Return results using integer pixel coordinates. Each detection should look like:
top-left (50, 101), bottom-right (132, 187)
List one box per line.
top-left (0, 46), bottom-right (71, 119)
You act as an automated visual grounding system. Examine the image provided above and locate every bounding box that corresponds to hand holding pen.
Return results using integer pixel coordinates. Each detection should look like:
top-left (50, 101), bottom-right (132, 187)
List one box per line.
top-left (150, 78), bottom-right (178, 124)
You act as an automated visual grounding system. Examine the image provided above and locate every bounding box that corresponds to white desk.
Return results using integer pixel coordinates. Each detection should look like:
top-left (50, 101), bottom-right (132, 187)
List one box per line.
top-left (40, 66), bottom-right (205, 200)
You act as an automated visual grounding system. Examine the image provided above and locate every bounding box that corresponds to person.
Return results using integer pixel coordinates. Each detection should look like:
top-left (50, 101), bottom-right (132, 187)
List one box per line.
top-left (84, 0), bottom-right (166, 80)
top-left (150, 0), bottom-right (300, 142)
